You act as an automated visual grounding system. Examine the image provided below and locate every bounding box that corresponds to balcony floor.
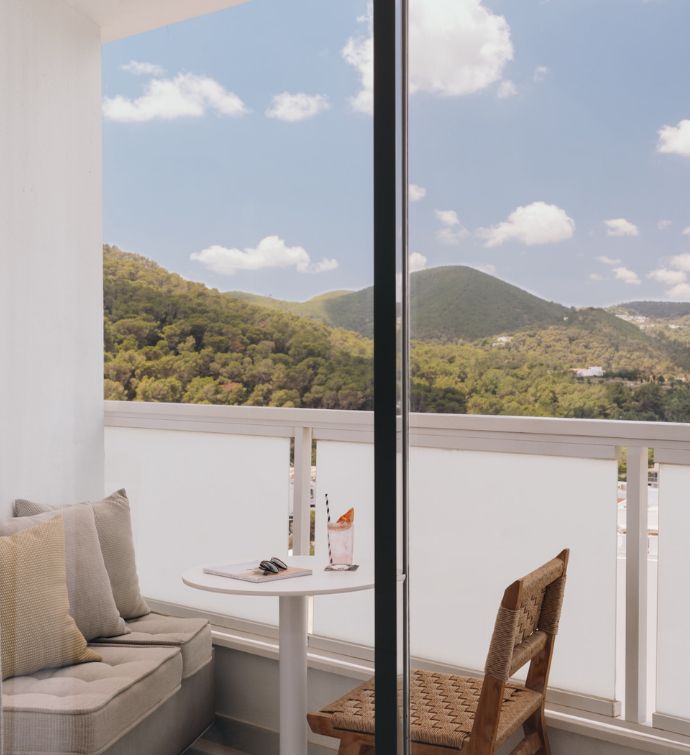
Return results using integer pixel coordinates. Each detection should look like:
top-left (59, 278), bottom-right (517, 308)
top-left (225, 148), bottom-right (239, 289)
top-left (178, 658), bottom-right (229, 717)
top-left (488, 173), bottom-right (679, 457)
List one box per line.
top-left (186, 740), bottom-right (248, 755)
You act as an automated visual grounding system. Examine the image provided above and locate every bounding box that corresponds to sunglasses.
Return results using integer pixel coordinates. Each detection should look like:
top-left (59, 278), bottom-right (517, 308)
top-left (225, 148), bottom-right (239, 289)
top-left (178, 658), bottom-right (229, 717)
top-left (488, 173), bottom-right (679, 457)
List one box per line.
top-left (259, 557), bottom-right (288, 575)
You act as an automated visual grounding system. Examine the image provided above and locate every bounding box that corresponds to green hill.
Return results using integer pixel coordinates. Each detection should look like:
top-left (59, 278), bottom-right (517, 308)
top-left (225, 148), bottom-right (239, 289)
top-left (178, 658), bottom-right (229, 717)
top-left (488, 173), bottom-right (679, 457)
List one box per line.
top-left (226, 289), bottom-right (353, 320)
top-left (103, 246), bottom-right (690, 421)
top-left (226, 265), bottom-right (570, 340)
top-left (503, 308), bottom-right (680, 377)
top-left (409, 266), bottom-right (569, 340)
top-left (617, 301), bottom-right (690, 319)
top-left (103, 246), bottom-right (373, 410)
top-left (225, 287), bottom-right (374, 335)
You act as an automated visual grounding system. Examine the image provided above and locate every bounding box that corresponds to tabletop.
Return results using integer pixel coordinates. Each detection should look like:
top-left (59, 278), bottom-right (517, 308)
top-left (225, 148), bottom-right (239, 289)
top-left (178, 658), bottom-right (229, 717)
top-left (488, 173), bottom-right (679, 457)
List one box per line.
top-left (182, 555), bottom-right (375, 597)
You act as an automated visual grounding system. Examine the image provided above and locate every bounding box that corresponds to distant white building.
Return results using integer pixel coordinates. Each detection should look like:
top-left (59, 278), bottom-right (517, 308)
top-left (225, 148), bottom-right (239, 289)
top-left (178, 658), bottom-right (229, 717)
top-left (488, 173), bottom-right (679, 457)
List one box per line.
top-left (573, 366), bottom-right (605, 378)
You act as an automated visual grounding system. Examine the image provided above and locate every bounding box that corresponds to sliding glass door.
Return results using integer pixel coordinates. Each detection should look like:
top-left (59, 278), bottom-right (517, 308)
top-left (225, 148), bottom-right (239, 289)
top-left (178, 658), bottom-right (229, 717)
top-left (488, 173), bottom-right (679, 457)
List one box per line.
top-left (373, 0), bottom-right (410, 751)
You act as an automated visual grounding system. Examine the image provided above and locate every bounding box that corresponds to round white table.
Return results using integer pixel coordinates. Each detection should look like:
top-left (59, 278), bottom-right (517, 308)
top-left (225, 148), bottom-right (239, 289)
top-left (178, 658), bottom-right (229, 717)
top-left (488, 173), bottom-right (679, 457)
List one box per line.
top-left (182, 556), bottom-right (374, 755)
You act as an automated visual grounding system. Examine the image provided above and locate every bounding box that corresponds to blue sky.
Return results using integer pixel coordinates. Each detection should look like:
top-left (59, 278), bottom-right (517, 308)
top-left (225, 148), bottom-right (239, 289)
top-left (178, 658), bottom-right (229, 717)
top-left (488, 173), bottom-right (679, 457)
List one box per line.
top-left (103, 0), bottom-right (690, 307)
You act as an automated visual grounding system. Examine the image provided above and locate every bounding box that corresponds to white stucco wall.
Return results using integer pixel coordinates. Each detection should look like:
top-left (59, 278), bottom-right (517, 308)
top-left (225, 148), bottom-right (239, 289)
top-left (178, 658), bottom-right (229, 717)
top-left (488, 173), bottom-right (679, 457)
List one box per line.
top-left (0, 0), bottom-right (104, 514)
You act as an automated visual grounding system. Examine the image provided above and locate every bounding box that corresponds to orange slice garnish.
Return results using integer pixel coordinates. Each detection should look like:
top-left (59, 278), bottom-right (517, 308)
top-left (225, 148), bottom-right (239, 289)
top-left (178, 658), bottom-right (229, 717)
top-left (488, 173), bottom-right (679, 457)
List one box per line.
top-left (337, 507), bottom-right (355, 523)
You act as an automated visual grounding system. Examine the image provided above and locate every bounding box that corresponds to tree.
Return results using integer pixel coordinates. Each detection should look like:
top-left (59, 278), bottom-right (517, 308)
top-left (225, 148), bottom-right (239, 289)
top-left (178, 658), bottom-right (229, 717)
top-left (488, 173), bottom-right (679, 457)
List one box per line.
top-left (135, 377), bottom-right (183, 403)
top-left (104, 379), bottom-right (127, 400)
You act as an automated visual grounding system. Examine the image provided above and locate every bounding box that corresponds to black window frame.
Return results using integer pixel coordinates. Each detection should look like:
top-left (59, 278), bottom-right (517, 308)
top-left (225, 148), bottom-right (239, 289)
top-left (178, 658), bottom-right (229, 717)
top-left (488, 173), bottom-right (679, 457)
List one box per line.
top-left (373, 0), bottom-right (409, 751)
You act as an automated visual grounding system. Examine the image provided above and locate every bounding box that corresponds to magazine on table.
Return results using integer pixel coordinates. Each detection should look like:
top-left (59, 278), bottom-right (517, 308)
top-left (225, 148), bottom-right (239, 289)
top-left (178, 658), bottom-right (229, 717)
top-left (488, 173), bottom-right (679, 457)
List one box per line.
top-left (203, 560), bottom-right (312, 583)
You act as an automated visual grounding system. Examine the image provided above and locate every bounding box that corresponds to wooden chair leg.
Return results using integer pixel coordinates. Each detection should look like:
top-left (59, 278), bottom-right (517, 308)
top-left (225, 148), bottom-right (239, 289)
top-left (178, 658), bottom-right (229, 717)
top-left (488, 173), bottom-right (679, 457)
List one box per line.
top-left (523, 708), bottom-right (550, 755)
top-left (338, 736), bottom-right (373, 754)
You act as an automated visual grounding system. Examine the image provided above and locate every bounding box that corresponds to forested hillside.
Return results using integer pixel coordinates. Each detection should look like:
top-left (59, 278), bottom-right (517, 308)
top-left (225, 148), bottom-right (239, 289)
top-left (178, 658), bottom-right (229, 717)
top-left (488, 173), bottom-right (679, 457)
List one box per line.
top-left (618, 301), bottom-right (690, 319)
top-left (104, 246), bottom-right (690, 421)
top-left (104, 246), bottom-right (373, 409)
top-left (226, 266), bottom-right (569, 340)
top-left (409, 266), bottom-right (569, 340)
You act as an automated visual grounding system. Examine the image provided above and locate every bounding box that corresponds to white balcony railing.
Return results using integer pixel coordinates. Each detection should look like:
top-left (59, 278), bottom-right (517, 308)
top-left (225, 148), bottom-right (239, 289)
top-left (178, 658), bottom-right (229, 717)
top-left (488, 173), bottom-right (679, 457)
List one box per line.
top-left (104, 401), bottom-right (690, 740)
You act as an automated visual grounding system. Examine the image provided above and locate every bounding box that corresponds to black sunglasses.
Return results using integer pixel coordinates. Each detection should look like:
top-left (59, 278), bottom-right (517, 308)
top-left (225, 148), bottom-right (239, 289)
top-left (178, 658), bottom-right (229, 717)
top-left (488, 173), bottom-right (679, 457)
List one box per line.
top-left (259, 557), bottom-right (288, 574)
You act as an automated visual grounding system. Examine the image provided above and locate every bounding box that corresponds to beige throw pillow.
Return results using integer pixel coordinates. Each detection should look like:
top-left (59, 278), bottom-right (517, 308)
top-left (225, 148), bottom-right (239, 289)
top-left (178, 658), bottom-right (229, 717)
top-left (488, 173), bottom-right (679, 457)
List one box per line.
top-left (0, 508), bottom-right (127, 640)
top-left (0, 517), bottom-right (101, 680)
top-left (15, 490), bottom-right (150, 620)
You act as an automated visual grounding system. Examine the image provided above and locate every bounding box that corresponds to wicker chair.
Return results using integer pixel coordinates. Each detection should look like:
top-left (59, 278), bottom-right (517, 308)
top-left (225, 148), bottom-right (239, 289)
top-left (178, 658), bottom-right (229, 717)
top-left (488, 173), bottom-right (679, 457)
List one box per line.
top-left (308, 549), bottom-right (569, 755)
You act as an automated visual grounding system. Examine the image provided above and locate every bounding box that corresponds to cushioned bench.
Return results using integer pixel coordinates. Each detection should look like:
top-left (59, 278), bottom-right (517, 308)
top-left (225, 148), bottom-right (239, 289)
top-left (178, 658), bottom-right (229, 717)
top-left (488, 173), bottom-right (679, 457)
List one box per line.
top-left (1, 492), bottom-right (216, 753)
top-left (92, 614), bottom-right (212, 680)
top-left (2, 615), bottom-right (214, 754)
top-left (3, 646), bottom-right (180, 754)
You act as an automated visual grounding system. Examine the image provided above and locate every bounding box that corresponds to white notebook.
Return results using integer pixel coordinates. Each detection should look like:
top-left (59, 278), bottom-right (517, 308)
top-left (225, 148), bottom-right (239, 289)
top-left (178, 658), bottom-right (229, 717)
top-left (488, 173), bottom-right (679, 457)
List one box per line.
top-left (203, 560), bottom-right (312, 583)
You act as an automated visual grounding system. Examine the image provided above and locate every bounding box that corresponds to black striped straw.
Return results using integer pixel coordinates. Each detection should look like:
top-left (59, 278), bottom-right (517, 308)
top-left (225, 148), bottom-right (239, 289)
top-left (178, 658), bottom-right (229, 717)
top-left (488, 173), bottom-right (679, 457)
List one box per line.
top-left (325, 493), bottom-right (333, 566)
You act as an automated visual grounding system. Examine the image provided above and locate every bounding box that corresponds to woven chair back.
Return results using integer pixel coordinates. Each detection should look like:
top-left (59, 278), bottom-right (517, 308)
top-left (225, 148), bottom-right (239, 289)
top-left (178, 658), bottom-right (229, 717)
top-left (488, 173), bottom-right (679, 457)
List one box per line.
top-left (484, 550), bottom-right (569, 683)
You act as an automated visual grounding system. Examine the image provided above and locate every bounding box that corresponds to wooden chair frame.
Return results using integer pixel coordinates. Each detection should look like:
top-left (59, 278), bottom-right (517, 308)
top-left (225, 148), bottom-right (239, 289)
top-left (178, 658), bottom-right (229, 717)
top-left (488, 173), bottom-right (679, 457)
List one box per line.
top-left (308, 550), bottom-right (569, 755)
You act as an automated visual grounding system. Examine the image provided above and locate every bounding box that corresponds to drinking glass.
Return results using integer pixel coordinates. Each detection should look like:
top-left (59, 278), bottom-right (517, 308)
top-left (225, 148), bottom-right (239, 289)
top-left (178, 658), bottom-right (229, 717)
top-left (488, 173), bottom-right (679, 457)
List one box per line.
top-left (327, 520), bottom-right (354, 570)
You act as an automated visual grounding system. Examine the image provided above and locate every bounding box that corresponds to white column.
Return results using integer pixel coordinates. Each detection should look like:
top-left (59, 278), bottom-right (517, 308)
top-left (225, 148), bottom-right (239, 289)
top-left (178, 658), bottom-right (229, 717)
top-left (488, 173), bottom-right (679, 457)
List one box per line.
top-left (292, 426), bottom-right (313, 556)
top-left (279, 595), bottom-right (309, 755)
top-left (625, 446), bottom-right (648, 723)
top-left (0, 0), bottom-right (103, 514)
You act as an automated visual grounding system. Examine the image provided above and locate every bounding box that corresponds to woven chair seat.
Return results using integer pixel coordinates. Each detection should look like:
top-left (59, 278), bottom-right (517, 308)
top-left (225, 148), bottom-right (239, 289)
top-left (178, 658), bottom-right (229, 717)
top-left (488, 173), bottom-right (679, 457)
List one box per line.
top-left (322, 670), bottom-right (542, 750)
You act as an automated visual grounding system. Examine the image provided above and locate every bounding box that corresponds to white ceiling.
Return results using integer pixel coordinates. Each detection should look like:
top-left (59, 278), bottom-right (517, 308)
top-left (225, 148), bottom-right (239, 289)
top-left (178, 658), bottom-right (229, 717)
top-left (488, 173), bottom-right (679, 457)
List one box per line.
top-left (65, 0), bottom-right (251, 42)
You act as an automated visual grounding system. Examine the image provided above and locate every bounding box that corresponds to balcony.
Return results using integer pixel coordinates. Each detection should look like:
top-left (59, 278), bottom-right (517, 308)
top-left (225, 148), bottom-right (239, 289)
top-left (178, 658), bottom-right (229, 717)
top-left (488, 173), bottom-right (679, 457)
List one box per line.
top-left (5, 0), bottom-right (690, 752)
top-left (100, 400), bottom-right (690, 754)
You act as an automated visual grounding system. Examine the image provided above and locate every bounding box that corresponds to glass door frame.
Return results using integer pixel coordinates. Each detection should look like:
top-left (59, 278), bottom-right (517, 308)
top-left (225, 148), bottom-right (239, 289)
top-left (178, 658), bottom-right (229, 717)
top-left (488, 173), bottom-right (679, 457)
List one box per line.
top-left (373, 0), bottom-right (409, 751)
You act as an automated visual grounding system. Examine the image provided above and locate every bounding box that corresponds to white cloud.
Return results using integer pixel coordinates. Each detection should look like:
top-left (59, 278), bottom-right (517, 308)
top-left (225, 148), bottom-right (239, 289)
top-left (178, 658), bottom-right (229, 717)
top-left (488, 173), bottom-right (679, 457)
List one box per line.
top-left (435, 209), bottom-right (469, 245)
top-left (596, 255), bottom-right (621, 266)
top-left (342, 6), bottom-right (374, 114)
top-left (436, 209), bottom-right (460, 226)
top-left (409, 252), bottom-right (427, 272)
top-left (190, 236), bottom-right (337, 275)
top-left (121, 60), bottom-right (166, 77)
top-left (497, 80), bottom-right (518, 99)
top-left (477, 201), bottom-right (575, 247)
top-left (657, 119), bottom-right (690, 157)
top-left (589, 273), bottom-right (604, 281)
top-left (265, 92), bottom-right (330, 122)
top-left (682, 226), bottom-right (690, 236)
top-left (409, 183), bottom-right (427, 202)
top-left (648, 268), bottom-right (687, 285)
top-left (613, 266), bottom-right (641, 285)
top-left (667, 283), bottom-right (690, 300)
top-left (103, 73), bottom-right (248, 122)
top-left (605, 218), bottom-right (639, 237)
top-left (310, 257), bottom-right (339, 273)
top-left (343, 0), bottom-right (513, 113)
top-left (657, 219), bottom-right (672, 231)
top-left (533, 65), bottom-right (550, 82)
top-left (411, 0), bottom-right (513, 97)
top-left (669, 253), bottom-right (690, 272)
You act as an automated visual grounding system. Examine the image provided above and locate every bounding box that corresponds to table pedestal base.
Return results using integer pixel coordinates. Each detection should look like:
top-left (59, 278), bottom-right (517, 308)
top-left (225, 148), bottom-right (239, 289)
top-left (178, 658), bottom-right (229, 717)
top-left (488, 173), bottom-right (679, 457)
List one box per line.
top-left (279, 595), bottom-right (308, 755)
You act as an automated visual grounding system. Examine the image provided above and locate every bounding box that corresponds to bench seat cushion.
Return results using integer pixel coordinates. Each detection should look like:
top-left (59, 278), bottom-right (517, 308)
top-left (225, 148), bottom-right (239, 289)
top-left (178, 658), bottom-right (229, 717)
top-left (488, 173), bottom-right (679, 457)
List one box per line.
top-left (92, 613), bottom-right (211, 679)
top-left (2, 645), bottom-right (181, 754)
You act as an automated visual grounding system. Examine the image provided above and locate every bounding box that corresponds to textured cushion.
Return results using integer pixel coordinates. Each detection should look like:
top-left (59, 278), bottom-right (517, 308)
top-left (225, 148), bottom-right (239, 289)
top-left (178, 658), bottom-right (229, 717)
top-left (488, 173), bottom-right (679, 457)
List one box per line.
top-left (2, 645), bottom-right (182, 754)
top-left (93, 613), bottom-right (212, 679)
top-left (16, 489), bottom-right (150, 620)
top-left (0, 518), bottom-right (101, 680)
top-left (0, 509), bottom-right (127, 641)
